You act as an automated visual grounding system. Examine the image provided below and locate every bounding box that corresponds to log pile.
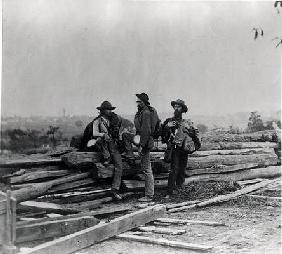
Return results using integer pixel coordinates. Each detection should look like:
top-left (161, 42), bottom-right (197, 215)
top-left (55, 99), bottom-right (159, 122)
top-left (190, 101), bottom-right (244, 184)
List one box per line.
top-left (0, 130), bottom-right (280, 246)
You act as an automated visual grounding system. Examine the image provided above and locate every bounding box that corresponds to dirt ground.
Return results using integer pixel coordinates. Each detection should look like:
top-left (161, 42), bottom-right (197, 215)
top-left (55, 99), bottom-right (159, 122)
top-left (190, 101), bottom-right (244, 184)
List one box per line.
top-left (76, 195), bottom-right (281, 254)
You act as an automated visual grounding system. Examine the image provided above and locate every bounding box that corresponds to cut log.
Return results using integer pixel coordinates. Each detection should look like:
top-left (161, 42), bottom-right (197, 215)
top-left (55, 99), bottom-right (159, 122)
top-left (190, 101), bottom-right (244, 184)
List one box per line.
top-left (68, 192), bottom-right (136, 210)
top-left (18, 205), bottom-right (166, 254)
top-left (169, 179), bottom-right (277, 213)
top-left (0, 158), bottom-right (62, 168)
top-left (61, 152), bottom-right (103, 169)
top-left (187, 153), bottom-right (278, 169)
top-left (12, 172), bottom-right (91, 202)
top-left (8, 170), bottom-right (70, 184)
top-left (191, 148), bottom-right (274, 157)
top-left (16, 216), bottom-right (99, 243)
top-left (123, 166), bottom-right (281, 191)
top-left (117, 233), bottom-right (213, 251)
top-left (184, 166), bottom-right (282, 183)
top-left (47, 179), bottom-right (96, 194)
top-left (155, 218), bottom-right (225, 226)
top-left (18, 201), bottom-right (80, 215)
top-left (200, 142), bottom-right (277, 151)
top-left (186, 163), bottom-right (259, 176)
top-left (137, 226), bottom-right (186, 235)
top-left (201, 131), bottom-right (275, 143)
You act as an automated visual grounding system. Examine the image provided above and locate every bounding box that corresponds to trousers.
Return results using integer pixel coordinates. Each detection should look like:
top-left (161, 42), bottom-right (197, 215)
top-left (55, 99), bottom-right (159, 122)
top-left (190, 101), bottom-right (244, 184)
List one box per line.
top-left (108, 140), bottom-right (123, 191)
top-left (167, 146), bottom-right (188, 194)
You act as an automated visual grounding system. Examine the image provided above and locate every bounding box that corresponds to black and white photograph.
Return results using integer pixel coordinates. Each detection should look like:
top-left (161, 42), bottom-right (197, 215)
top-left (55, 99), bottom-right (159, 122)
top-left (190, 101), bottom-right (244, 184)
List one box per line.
top-left (0, 0), bottom-right (281, 253)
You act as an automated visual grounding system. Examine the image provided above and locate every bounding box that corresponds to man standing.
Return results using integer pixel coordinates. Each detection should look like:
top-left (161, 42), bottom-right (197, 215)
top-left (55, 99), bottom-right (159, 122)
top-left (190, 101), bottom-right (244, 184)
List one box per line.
top-left (81, 101), bottom-right (123, 200)
top-left (134, 93), bottom-right (160, 202)
top-left (161, 99), bottom-right (201, 197)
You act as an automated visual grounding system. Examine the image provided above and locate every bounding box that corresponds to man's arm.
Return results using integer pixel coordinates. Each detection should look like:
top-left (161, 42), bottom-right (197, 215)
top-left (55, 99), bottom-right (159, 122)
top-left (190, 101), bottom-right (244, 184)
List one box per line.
top-left (92, 119), bottom-right (106, 138)
top-left (139, 110), bottom-right (152, 147)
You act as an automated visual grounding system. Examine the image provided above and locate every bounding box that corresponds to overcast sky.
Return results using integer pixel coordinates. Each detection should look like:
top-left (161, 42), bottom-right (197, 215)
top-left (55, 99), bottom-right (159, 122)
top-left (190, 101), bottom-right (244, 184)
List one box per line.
top-left (2, 0), bottom-right (281, 117)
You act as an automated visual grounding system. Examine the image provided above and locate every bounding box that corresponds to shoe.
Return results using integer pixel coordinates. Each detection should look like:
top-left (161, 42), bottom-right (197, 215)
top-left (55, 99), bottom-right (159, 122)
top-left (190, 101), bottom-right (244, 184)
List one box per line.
top-left (138, 196), bottom-right (153, 202)
top-left (112, 191), bottom-right (122, 201)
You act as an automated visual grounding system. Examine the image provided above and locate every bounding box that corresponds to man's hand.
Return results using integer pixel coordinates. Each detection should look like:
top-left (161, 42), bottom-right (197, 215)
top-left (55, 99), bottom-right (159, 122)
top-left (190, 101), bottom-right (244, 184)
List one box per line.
top-left (138, 146), bottom-right (142, 156)
top-left (167, 121), bottom-right (176, 127)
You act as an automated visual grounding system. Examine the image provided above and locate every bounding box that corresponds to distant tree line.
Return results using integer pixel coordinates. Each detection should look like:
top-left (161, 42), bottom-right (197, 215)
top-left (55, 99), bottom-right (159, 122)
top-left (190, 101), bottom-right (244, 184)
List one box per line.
top-left (0, 126), bottom-right (68, 153)
top-left (247, 111), bottom-right (281, 133)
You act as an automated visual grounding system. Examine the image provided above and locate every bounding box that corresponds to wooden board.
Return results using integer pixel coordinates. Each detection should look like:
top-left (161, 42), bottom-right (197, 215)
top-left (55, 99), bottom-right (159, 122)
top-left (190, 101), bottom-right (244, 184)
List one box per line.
top-left (116, 233), bottom-right (213, 251)
top-left (18, 201), bottom-right (80, 215)
top-left (16, 216), bottom-right (99, 243)
top-left (0, 158), bottom-right (62, 168)
top-left (18, 204), bottom-right (166, 254)
top-left (9, 170), bottom-right (70, 184)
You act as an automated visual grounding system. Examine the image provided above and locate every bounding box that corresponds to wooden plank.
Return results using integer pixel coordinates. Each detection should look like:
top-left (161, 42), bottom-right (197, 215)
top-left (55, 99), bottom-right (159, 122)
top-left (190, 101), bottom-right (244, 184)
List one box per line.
top-left (17, 207), bottom-right (131, 227)
top-left (47, 179), bottom-right (95, 194)
top-left (18, 204), bottom-right (166, 254)
top-left (9, 170), bottom-right (70, 184)
top-left (155, 218), bottom-right (225, 226)
top-left (18, 201), bottom-right (80, 215)
top-left (186, 163), bottom-right (259, 176)
top-left (169, 179), bottom-right (277, 213)
top-left (12, 172), bottom-right (91, 202)
top-left (245, 194), bottom-right (282, 201)
top-left (2, 191), bottom-right (17, 254)
top-left (68, 192), bottom-right (136, 210)
top-left (116, 233), bottom-right (213, 251)
top-left (123, 166), bottom-right (281, 192)
top-left (137, 226), bottom-right (186, 235)
top-left (0, 158), bottom-right (62, 168)
top-left (166, 200), bottom-right (200, 210)
top-left (16, 216), bottom-right (99, 243)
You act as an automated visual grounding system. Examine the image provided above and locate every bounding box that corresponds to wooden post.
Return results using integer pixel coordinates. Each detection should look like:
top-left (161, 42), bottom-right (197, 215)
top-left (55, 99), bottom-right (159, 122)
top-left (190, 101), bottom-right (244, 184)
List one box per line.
top-left (2, 191), bottom-right (17, 254)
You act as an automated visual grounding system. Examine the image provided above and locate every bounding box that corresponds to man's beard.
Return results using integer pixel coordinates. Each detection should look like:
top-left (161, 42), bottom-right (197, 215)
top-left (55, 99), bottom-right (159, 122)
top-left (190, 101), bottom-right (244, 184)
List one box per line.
top-left (174, 110), bottom-right (182, 118)
top-left (137, 104), bottom-right (143, 111)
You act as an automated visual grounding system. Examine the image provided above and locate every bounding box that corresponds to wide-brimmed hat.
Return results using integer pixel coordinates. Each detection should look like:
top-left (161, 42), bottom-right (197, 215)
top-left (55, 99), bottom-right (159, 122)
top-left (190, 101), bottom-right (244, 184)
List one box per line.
top-left (171, 99), bottom-right (188, 113)
top-left (97, 101), bottom-right (116, 110)
top-left (136, 93), bottom-right (150, 106)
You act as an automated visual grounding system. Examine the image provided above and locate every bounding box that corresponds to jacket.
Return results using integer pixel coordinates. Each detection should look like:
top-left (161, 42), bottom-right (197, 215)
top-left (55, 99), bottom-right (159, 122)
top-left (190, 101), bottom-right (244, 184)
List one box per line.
top-left (161, 117), bottom-right (201, 151)
top-left (134, 106), bottom-right (159, 149)
top-left (81, 113), bottom-right (122, 149)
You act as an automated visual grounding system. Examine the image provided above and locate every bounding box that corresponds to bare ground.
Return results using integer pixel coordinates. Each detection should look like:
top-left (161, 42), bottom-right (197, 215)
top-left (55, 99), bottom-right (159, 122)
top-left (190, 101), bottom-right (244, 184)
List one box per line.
top-left (77, 196), bottom-right (281, 254)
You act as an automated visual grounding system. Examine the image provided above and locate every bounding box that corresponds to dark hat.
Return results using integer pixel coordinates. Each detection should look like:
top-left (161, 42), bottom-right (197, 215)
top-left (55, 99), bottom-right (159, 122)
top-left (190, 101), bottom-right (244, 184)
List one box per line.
top-left (171, 99), bottom-right (188, 113)
top-left (136, 93), bottom-right (150, 105)
top-left (97, 101), bottom-right (116, 111)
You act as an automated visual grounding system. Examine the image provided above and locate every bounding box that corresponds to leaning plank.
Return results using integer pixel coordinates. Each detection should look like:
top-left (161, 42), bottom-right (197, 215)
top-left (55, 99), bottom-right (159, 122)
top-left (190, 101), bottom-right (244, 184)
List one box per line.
top-left (137, 226), bottom-right (186, 235)
top-left (9, 170), bottom-right (70, 184)
top-left (18, 201), bottom-right (80, 215)
top-left (245, 194), bottom-right (282, 201)
top-left (116, 233), bottom-right (213, 251)
top-left (155, 218), bottom-right (225, 226)
top-left (166, 200), bottom-right (200, 209)
top-left (16, 216), bottom-right (99, 243)
top-left (170, 179), bottom-right (277, 213)
top-left (18, 204), bottom-right (166, 254)
top-left (0, 158), bottom-right (62, 168)
top-left (12, 172), bottom-right (90, 202)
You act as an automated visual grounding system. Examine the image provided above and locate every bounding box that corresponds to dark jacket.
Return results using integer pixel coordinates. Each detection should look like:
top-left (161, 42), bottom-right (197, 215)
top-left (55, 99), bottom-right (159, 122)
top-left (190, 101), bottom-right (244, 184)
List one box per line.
top-left (134, 106), bottom-right (159, 149)
top-left (161, 117), bottom-right (201, 151)
top-left (81, 112), bottom-right (122, 150)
